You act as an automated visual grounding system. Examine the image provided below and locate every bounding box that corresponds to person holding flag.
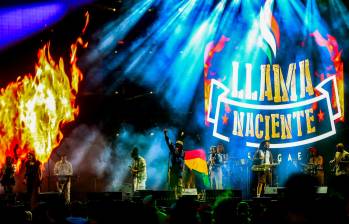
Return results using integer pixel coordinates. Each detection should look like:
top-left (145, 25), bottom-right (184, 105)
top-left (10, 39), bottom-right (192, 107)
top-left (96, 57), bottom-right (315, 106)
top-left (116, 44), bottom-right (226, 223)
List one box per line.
top-left (164, 128), bottom-right (185, 199)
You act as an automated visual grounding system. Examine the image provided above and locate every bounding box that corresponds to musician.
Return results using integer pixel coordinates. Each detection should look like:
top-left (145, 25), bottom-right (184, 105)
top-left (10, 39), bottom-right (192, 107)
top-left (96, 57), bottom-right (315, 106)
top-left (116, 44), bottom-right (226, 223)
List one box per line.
top-left (0, 156), bottom-right (16, 194)
top-left (24, 151), bottom-right (42, 210)
top-left (330, 143), bottom-right (349, 176)
top-left (253, 140), bottom-right (273, 197)
top-left (308, 147), bottom-right (324, 186)
top-left (54, 153), bottom-right (73, 204)
top-left (208, 146), bottom-right (223, 189)
top-left (217, 143), bottom-right (229, 189)
top-left (130, 147), bottom-right (147, 191)
top-left (164, 129), bottom-right (185, 199)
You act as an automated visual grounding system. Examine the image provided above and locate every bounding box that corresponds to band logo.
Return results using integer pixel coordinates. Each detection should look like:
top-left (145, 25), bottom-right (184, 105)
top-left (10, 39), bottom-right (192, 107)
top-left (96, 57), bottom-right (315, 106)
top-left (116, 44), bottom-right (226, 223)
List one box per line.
top-left (204, 1), bottom-right (344, 148)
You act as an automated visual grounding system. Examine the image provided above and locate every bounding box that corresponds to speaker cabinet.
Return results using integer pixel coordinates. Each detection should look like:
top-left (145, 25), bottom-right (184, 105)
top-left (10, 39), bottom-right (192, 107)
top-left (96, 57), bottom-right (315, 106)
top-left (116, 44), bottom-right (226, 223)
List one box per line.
top-left (86, 192), bottom-right (122, 201)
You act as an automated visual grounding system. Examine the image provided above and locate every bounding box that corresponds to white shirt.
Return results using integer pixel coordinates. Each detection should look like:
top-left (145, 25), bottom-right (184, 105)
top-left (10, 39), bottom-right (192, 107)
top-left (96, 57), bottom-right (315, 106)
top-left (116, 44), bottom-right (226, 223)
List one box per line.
top-left (54, 160), bottom-right (73, 177)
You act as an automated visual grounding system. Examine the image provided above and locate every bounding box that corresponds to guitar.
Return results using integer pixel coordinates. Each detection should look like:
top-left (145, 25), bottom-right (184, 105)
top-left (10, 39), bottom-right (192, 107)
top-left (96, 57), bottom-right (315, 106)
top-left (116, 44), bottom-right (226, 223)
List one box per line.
top-left (330, 158), bottom-right (349, 176)
top-left (129, 165), bottom-right (139, 177)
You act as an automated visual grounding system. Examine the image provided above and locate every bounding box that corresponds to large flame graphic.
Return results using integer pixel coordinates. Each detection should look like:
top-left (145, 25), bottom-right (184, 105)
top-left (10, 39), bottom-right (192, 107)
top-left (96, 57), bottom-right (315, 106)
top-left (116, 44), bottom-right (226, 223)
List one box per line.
top-left (0, 12), bottom-right (89, 171)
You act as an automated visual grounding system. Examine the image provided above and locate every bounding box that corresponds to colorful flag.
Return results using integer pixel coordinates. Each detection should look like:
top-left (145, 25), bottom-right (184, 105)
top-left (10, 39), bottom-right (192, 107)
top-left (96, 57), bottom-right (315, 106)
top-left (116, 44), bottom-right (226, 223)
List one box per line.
top-left (184, 149), bottom-right (210, 189)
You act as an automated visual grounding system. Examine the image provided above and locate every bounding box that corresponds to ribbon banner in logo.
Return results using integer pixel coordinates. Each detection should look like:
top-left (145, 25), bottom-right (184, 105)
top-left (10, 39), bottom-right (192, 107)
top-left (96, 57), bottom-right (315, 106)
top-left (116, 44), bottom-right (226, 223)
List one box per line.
top-left (207, 76), bottom-right (341, 148)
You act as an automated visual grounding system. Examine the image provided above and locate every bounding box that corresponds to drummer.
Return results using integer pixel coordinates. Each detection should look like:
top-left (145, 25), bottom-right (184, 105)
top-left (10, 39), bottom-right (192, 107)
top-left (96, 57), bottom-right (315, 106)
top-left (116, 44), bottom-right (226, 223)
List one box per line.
top-left (307, 147), bottom-right (324, 186)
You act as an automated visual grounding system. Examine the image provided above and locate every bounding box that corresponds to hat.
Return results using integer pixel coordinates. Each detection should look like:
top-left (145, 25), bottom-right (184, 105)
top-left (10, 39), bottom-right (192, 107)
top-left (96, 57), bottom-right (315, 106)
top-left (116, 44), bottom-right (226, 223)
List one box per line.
top-left (131, 147), bottom-right (139, 157)
top-left (308, 147), bottom-right (317, 153)
top-left (175, 140), bottom-right (184, 146)
top-left (336, 143), bottom-right (344, 149)
top-left (175, 130), bottom-right (185, 147)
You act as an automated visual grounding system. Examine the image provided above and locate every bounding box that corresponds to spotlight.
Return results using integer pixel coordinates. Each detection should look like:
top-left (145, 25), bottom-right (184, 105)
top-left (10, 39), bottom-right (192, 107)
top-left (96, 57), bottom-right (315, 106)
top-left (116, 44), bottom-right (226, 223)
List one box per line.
top-left (149, 91), bottom-right (153, 94)
top-left (150, 132), bottom-right (154, 136)
top-left (114, 50), bottom-right (118, 54)
top-left (115, 91), bottom-right (119, 94)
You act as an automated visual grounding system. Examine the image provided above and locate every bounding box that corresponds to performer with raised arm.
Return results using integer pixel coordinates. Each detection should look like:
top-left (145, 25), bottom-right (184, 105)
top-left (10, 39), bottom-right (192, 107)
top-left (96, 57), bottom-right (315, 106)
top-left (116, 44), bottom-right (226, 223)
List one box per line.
top-left (54, 153), bottom-right (73, 204)
top-left (330, 143), bottom-right (349, 176)
top-left (130, 147), bottom-right (147, 191)
top-left (164, 128), bottom-right (185, 199)
top-left (252, 140), bottom-right (274, 197)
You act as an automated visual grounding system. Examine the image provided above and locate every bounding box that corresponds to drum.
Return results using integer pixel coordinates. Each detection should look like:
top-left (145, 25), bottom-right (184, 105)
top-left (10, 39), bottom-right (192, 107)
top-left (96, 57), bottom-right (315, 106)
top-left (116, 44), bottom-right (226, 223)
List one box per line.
top-left (304, 164), bottom-right (317, 175)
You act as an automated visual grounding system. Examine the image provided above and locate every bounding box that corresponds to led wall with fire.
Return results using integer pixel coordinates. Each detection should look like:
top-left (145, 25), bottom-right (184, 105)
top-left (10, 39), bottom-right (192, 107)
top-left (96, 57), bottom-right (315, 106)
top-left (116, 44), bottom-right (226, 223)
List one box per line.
top-left (0, 12), bottom-right (89, 172)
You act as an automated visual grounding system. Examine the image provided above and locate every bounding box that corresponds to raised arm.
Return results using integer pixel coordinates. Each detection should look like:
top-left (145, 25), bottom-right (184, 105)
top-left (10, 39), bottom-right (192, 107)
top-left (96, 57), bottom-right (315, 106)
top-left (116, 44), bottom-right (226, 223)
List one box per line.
top-left (164, 129), bottom-right (174, 153)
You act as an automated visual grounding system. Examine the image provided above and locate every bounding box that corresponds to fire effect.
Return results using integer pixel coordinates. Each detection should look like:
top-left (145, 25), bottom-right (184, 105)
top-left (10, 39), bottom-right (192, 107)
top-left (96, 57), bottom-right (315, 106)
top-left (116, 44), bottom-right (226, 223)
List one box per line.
top-left (0, 12), bottom-right (89, 171)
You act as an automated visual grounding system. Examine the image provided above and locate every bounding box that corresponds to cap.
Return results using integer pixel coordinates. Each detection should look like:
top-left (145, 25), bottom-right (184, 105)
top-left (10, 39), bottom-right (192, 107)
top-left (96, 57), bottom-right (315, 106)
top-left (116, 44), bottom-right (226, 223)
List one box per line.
top-left (175, 140), bottom-right (184, 146)
top-left (308, 147), bottom-right (317, 153)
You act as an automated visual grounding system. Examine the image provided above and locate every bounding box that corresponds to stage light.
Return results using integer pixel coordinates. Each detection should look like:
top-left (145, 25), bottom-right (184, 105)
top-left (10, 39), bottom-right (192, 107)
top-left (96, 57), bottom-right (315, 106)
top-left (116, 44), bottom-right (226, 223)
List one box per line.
top-left (0, 0), bottom-right (93, 51)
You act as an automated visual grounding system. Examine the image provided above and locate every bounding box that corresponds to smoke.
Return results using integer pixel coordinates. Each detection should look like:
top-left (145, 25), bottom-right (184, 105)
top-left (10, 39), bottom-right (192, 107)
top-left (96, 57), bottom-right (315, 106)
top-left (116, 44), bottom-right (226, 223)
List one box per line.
top-left (51, 123), bottom-right (176, 192)
top-left (109, 124), bottom-right (173, 191)
top-left (51, 124), bottom-right (111, 192)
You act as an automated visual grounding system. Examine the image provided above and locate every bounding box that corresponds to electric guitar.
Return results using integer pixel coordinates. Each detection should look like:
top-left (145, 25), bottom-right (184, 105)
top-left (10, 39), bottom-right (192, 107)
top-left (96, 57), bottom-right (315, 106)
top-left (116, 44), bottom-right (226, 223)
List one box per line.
top-left (330, 158), bottom-right (349, 176)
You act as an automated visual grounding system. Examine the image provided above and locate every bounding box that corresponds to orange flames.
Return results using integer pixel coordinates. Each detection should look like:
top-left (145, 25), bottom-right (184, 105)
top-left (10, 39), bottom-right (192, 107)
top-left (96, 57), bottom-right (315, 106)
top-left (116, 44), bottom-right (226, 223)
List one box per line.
top-left (0, 12), bottom-right (89, 171)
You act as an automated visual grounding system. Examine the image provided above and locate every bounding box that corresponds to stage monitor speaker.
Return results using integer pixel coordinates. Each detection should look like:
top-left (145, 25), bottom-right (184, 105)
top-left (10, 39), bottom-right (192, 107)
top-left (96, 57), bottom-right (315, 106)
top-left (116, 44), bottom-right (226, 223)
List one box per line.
top-left (132, 190), bottom-right (153, 202)
top-left (264, 187), bottom-right (285, 198)
top-left (182, 188), bottom-right (197, 196)
top-left (87, 192), bottom-right (122, 201)
top-left (134, 190), bottom-right (153, 197)
top-left (316, 186), bottom-right (327, 194)
top-left (205, 189), bottom-right (242, 202)
top-left (153, 190), bottom-right (176, 201)
top-left (39, 192), bottom-right (62, 203)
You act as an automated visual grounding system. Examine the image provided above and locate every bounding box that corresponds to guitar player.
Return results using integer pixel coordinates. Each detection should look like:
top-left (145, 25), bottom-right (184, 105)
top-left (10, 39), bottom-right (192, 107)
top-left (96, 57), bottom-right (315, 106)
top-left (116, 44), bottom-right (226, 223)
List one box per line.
top-left (330, 143), bottom-right (349, 176)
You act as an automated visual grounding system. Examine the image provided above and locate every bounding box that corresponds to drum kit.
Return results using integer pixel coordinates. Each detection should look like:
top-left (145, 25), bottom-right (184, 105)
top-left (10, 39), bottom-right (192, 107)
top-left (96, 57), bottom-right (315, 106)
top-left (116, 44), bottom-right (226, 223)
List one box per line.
top-left (301, 162), bottom-right (319, 175)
